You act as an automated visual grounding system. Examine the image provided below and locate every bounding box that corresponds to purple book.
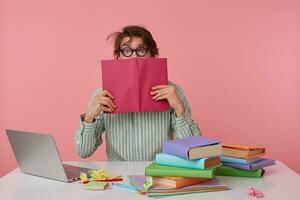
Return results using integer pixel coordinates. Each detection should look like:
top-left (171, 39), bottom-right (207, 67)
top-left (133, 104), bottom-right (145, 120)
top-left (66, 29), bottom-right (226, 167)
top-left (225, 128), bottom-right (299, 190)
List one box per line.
top-left (162, 136), bottom-right (221, 160)
top-left (223, 158), bottom-right (276, 171)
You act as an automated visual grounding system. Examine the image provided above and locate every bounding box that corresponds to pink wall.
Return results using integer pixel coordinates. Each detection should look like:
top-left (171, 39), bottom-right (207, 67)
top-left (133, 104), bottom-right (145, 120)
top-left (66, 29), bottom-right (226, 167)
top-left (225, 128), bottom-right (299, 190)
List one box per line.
top-left (1, 0), bottom-right (299, 177)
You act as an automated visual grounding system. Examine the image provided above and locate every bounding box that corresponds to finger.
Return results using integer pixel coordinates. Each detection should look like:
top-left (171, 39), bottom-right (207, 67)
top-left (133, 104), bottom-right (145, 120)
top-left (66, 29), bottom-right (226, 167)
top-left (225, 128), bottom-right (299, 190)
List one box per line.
top-left (95, 93), bottom-right (113, 103)
top-left (99, 99), bottom-right (115, 111)
top-left (150, 88), bottom-right (169, 95)
top-left (153, 91), bottom-right (169, 100)
top-left (102, 97), bottom-right (117, 108)
top-left (101, 105), bottom-right (114, 113)
top-left (101, 90), bottom-right (114, 99)
top-left (96, 96), bottom-right (116, 108)
top-left (156, 94), bottom-right (169, 101)
top-left (152, 85), bottom-right (169, 90)
top-left (99, 103), bottom-right (114, 112)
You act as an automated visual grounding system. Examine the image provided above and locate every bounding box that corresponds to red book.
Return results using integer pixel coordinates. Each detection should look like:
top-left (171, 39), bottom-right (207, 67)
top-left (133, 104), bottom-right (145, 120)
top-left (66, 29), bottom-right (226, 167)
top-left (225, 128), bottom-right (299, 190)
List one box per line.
top-left (101, 58), bottom-right (169, 113)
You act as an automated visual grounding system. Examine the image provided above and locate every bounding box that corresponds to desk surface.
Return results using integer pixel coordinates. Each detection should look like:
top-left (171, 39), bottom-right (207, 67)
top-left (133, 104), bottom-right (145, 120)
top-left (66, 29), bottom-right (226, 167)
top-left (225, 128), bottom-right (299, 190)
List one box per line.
top-left (0, 161), bottom-right (299, 200)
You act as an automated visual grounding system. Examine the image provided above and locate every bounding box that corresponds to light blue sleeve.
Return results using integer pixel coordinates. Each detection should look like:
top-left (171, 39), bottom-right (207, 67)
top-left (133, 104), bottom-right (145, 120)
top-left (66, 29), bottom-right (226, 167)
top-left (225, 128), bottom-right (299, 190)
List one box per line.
top-left (75, 88), bottom-right (105, 158)
top-left (170, 82), bottom-right (201, 139)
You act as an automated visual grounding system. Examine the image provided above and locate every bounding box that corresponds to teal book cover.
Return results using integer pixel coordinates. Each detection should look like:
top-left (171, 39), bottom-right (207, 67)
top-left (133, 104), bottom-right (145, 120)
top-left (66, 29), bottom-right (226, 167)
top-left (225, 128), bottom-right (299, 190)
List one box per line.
top-left (156, 153), bottom-right (220, 170)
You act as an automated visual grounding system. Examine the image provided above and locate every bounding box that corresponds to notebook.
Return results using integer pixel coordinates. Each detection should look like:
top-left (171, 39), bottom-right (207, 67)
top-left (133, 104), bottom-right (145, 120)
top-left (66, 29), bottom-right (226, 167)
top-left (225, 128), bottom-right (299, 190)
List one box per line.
top-left (101, 58), bottom-right (169, 113)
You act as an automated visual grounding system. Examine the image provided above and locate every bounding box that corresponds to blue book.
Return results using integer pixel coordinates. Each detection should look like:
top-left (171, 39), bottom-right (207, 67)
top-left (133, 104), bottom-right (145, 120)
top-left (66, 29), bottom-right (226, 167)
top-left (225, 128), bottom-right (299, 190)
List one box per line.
top-left (156, 153), bottom-right (221, 170)
top-left (221, 156), bottom-right (261, 164)
top-left (222, 158), bottom-right (276, 171)
top-left (163, 136), bottom-right (221, 159)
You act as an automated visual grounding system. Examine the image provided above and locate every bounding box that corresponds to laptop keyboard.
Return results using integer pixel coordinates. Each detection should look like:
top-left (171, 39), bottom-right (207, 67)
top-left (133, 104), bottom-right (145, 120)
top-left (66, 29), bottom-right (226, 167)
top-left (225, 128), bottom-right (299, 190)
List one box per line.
top-left (63, 164), bottom-right (90, 172)
top-left (63, 164), bottom-right (91, 181)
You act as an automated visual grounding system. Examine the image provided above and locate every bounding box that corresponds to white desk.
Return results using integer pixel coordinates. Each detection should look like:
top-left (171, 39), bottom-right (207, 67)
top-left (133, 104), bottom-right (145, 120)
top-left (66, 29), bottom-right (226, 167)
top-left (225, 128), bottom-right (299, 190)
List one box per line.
top-left (0, 161), bottom-right (299, 200)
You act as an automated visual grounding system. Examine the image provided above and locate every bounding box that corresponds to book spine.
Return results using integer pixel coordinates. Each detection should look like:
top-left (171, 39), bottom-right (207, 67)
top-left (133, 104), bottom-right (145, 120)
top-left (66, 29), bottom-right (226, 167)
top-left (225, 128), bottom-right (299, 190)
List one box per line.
top-left (222, 162), bottom-right (251, 170)
top-left (221, 156), bottom-right (250, 164)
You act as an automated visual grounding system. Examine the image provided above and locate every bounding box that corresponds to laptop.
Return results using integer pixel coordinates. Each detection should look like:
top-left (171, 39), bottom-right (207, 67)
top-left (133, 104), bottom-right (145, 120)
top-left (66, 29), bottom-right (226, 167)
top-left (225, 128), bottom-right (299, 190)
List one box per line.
top-left (6, 129), bottom-right (91, 182)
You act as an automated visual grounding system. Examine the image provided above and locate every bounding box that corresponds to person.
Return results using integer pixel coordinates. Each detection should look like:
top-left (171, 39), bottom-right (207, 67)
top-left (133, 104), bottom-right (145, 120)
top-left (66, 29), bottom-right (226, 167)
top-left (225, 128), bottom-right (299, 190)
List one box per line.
top-left (75, 25), bottom-right (200, 161)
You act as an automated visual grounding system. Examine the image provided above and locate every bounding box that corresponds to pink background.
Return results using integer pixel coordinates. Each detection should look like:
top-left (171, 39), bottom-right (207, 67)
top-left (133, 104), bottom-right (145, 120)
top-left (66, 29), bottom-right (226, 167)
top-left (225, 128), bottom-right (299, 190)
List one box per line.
top-left (1, 0), bottom-right (299, 177)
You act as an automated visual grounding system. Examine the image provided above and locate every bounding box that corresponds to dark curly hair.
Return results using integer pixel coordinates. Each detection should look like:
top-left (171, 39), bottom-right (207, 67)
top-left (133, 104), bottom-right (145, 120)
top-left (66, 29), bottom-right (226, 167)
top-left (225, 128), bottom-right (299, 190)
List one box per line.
top-left (107, 25), bottom-right (159, 58)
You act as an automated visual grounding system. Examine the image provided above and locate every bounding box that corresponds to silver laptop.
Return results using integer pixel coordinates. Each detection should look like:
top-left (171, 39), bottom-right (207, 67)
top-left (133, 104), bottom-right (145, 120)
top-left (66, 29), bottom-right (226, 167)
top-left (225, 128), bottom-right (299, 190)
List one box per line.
top-left (6, 129), bottom-right (91, 182)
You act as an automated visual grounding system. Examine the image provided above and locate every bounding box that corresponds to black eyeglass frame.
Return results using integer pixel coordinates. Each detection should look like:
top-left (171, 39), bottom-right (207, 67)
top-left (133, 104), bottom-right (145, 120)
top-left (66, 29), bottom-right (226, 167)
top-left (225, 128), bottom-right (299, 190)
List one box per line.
top-left (119, 46), bottom-right (149, 57)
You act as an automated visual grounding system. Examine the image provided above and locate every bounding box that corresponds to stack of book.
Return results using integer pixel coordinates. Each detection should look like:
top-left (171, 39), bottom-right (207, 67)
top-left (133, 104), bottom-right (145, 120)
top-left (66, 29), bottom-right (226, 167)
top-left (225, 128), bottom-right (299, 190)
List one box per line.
top-left (136, 136), bottom-right (229, 197)
top-left (215, 144), bottom-right (275, 178)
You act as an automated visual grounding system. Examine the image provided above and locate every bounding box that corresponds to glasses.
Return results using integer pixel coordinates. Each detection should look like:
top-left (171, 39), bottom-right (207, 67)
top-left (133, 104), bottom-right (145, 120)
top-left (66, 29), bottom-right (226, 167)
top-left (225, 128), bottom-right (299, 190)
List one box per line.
top-left (120, 46), bottom-right (149, 57)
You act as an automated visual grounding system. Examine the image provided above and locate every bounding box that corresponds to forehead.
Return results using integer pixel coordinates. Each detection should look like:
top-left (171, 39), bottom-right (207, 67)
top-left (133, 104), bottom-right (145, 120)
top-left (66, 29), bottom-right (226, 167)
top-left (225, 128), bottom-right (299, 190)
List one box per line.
top-left (120, 36), bottom-right (145, 48)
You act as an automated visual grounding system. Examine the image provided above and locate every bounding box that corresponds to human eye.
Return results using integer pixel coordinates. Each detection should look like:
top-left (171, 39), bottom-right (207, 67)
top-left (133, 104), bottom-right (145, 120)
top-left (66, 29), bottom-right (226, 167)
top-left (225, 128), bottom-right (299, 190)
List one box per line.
top-left (137, 47), bottom-right (147, 55)
top-left (121, 47), bottom-right (132, 56)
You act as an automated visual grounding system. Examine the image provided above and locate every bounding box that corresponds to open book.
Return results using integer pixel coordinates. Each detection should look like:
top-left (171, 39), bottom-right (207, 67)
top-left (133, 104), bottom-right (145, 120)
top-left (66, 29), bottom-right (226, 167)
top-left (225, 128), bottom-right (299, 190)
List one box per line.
top-left (101, 58), bottom-right (169, 113)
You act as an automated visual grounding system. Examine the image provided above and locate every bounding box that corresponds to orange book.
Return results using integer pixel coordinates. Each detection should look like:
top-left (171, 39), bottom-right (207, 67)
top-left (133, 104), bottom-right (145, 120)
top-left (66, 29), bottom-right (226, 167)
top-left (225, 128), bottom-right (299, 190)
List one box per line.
top-left (152, 176), bottom-right (210, 189)
top-left (222, 144), bottom-right (265, 159)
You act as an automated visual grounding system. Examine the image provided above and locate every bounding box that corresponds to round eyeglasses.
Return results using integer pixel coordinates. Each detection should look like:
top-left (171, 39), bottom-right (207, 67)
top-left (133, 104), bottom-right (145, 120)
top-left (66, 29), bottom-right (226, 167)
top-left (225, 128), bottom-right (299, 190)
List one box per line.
top-left (120, 46), bottom-right (149, 57)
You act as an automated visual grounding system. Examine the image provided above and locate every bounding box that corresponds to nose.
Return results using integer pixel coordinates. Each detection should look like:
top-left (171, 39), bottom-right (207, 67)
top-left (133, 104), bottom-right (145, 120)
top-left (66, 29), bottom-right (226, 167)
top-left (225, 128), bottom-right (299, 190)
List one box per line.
top-left (131, 51), bottom-right (138, 58)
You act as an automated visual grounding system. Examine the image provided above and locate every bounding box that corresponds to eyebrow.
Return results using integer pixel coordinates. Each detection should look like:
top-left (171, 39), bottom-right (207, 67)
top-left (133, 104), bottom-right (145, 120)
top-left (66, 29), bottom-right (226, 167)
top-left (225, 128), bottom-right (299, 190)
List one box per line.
top-left (120, 43), bottom-right (147, 48)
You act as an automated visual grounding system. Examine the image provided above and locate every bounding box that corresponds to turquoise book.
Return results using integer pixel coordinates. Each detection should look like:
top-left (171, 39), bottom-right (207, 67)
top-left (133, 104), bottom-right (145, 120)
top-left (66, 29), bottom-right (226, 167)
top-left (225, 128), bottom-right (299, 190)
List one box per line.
top-left (156, 153), bottom-right (221, 170)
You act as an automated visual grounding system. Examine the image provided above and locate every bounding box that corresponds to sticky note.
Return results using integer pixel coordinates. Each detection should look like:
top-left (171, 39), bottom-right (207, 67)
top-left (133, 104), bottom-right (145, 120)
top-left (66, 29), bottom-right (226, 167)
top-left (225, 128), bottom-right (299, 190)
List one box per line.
top-left (83, 182), bottom-right (108, 190)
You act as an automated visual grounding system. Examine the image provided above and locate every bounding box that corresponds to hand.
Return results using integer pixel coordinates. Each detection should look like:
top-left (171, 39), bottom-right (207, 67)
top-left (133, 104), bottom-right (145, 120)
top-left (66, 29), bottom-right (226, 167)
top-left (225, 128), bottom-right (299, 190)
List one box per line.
top-left (150, 85), bottom-right (185, 117)
top-left (84, 90), bottom-right (116, 123)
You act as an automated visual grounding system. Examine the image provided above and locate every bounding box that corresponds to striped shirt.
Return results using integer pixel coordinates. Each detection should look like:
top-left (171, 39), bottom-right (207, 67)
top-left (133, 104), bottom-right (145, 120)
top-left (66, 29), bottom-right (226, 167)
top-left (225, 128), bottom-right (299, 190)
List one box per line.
top-left (75, 82), bottom-right (201, 161)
